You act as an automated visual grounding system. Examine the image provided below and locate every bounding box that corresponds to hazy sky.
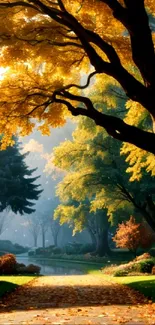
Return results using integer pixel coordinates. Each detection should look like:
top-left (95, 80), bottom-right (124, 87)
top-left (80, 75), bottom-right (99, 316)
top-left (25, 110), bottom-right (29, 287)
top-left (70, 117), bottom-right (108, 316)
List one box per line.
top-left (1, 120), bottom-right (76, 246)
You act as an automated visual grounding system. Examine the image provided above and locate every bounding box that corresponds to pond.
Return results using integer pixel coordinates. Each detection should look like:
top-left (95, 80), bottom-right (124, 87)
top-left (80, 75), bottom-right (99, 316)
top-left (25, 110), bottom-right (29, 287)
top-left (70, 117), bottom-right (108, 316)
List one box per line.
top-left (16, 255), bottom-right (85, 275)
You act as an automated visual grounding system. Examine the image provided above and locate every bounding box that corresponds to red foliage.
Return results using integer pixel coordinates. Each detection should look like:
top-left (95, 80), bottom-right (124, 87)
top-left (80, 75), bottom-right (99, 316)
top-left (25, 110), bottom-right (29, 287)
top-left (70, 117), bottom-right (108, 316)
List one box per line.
top-left (0, 253), bottom-right (17, 274)
top-left (113, 216), bottom-right (155, 255)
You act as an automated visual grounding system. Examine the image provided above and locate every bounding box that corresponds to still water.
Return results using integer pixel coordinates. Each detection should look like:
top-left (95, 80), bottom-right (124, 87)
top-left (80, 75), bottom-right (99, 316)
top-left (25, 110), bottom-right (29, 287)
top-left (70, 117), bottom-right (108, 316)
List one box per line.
top-left (16, 255), bottom-right (84, 275)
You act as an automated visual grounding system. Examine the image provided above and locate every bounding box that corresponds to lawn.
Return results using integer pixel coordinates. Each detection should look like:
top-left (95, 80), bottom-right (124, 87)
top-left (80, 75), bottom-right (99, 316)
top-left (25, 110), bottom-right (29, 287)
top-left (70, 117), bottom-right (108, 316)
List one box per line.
top-left (0, 276), bottom-right (36, 298)
top-left (86, 263), bottom-right (155, 302)
top-left (115, 275), bottom-right (155, 302)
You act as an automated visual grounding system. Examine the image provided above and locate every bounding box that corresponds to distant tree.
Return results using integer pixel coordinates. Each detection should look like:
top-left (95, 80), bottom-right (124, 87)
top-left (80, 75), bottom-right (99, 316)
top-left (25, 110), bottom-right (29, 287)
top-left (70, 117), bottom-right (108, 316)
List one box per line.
top-left (0, 138), bottom-right (42, 214)
top-left (37, 212), bottom-right (50, 249)
top-left (0, 212), bottom-right (8, 236)
top-left (50, 217), bottom-right (60, 247)
top-left (113, 216), bottom-right (155, 257)
top-left (45, 197), bottom-right (62, 247)
top-left (27, 215), bottom-right (40, 247)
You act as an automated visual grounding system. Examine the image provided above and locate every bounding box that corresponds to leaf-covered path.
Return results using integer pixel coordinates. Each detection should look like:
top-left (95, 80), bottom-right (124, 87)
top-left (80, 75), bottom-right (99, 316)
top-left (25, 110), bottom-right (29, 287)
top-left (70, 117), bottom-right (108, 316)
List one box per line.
top-left (0, 274), bottom-right (155, 324)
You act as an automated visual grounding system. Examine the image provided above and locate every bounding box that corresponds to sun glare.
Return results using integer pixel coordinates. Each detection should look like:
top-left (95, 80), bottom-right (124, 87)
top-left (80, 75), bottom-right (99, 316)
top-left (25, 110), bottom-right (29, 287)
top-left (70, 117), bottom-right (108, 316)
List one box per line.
top-left (0, 67), bottom-right (9, 81)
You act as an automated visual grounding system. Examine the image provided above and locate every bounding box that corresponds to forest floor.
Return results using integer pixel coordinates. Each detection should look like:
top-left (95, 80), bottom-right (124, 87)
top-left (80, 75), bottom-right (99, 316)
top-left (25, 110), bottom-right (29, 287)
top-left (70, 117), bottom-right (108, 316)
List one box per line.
top-left (0, 274), bottom-right (155, 324)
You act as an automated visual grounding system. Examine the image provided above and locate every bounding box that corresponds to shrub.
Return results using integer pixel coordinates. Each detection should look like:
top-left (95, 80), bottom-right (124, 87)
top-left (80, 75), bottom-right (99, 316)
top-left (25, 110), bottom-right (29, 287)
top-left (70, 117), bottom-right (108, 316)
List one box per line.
top-left (64, 243), bottom-right (83, 255)
top-left (113, 269), bottom-right (129, 277)
top-left (25, 264), bottom-right (40, 274)
top-left (16, 263), bottom-right (25, 268)
top-left (152, 266), bottom-right (155, 275)
top-left (79, 243), bottom-right (95, 254)
top-left (0, 254), bottom-right (17, 274)
top-left (0, 254), bottom-right (41, 275)
top-left (34, 246), bottom-right (57, 256)
top-left (51, 247), bottom-right (62, 255)
top-left (134, 253), bottom-right (151, 261)
top-left (17, 264), bottom-right (40, 274)
top-left (102, 257), bottom-right (155, 276)
top-left (28, 250), bottom-right (35, 256)
top-left (135, 259), bottom-right (154, 273)
top-left (103, 265), bottom-right (118, 275)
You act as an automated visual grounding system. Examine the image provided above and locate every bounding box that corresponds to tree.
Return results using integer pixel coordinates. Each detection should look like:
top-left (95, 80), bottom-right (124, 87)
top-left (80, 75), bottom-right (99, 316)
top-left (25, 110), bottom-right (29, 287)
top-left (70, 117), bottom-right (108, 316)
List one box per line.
top-left (34, 197), bottom-right (60, 248)
top-left (55, 200), bottom-right (111, 256)
top-left (0, 138), bottom-right (42, 214)
top-left (52, 114), bottom-right (155, 232)
top-left (113, 216), bottom-right (155, 257)
top-left (39, 212), bottom-right (50, 248)
top-left (27, 215), bottom-right (40, 247)
top-left (50, 217), bottom-right (60, 247)
top-left (0, 0), bottom-right (155, 162)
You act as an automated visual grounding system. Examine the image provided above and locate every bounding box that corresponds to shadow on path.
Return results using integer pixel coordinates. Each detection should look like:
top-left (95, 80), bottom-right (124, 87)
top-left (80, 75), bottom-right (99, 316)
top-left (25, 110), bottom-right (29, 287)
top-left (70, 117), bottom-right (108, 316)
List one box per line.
top-left (0, 275), bottom-right (147, 312)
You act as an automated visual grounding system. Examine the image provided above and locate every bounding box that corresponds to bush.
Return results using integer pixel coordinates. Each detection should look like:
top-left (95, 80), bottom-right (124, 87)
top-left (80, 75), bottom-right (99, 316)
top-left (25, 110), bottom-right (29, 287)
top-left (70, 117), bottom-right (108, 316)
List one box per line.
top-left (135, 259), bottom-right (155, 273)
top-left (134, 253), bottom-right (151, 261)
top-left (79, 244), bottom-right (96, 254)
top-left (113, 269), bottom-right (129, 277)
top-left (51, 247), bottom-right (62, 255)
top-left (0, 254), bottom-right (17, 274)
top-left (28, 250), bottom-right (35, 256)
top-left (102, 265), bottom-right (118, 275)
top-left (0, 254), bottom-right (41, 275)
top-left (64, 243), bottom-right (83, 255)
top-left (24, 264), bottom-right (40, 274)
top-left (102, 256), bottom-right (155, 276)
top-left (17, 264), bottom-right (40, 274)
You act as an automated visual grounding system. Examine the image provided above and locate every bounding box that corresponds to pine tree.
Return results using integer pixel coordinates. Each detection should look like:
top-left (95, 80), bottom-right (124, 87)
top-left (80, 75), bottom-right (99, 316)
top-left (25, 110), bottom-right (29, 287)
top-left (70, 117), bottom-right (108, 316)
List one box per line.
top-left (0, 139), bottom-right (42, 214)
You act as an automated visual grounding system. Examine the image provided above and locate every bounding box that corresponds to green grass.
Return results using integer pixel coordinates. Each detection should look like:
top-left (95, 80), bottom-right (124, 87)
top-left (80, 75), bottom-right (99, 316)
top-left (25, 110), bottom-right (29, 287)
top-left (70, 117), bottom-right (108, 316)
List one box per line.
top-left (87, 264), bottom-right (155, 302)
top-left (115, 275), bottom-right (155, 302)
top-left (0, 276), bottom-right (36, 297)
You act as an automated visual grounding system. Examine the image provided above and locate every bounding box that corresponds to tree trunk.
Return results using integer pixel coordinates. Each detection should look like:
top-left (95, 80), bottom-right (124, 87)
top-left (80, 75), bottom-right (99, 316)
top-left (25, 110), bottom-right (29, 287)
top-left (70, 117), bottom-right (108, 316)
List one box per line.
top-left (136, 196), bottom-right (155, 232)
top-left (53, 233), bottom-right (58, 246)
top-left (95, 228), bottom-right (111, 257)
top-left (42, 230), bottom-right (45, 248)
top-left (34, 235), bottom-right (37, 247)
top-left (87, 227), bottom-right (97, 248)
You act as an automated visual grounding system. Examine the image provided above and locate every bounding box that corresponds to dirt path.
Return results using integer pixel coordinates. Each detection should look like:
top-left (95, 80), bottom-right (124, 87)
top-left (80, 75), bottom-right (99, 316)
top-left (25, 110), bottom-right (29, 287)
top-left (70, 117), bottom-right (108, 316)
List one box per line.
top-left (0, 274), bottom-right (155, 324)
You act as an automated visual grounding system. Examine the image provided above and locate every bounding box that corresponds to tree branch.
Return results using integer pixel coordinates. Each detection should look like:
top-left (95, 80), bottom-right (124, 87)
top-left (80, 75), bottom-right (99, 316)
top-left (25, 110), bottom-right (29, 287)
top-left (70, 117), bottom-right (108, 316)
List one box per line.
top-left (100, 0), bottom-right (155, 89)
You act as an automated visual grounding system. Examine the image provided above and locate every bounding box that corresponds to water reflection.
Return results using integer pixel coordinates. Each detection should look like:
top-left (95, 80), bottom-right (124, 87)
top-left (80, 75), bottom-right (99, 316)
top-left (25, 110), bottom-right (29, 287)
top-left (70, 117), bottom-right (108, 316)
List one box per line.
top-left (16, 256), bottom-right (84, 275)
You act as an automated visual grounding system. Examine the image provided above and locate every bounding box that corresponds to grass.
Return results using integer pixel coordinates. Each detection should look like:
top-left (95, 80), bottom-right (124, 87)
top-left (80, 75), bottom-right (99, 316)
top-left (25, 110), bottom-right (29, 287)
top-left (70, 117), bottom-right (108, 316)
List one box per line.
top-left (0, 276), bottom-right (36, 298)
top-left (115, 275), bottom-right (155, 302)
top-left (85, 263), bottom-right (155, 302)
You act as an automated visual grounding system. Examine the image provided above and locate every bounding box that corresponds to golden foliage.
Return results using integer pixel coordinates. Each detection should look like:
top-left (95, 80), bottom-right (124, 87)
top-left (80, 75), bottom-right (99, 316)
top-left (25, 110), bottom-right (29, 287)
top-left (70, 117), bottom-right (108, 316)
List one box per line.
top-left (0, 0), bottom-right (154, 178)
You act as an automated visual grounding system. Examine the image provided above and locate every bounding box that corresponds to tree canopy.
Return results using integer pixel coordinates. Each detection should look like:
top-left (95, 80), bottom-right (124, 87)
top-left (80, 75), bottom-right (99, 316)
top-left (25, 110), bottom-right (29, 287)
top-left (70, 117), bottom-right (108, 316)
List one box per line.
top-left (0, 0), bottom-right (155, 161)
top-left (52, 114), bottom-right (155, 231)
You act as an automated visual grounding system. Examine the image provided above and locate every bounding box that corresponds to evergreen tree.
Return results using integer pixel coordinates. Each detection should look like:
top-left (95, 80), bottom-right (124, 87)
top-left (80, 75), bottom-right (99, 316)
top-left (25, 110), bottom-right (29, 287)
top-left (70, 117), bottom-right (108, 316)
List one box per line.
top-left (0, 139), bottom-right (42, 214)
